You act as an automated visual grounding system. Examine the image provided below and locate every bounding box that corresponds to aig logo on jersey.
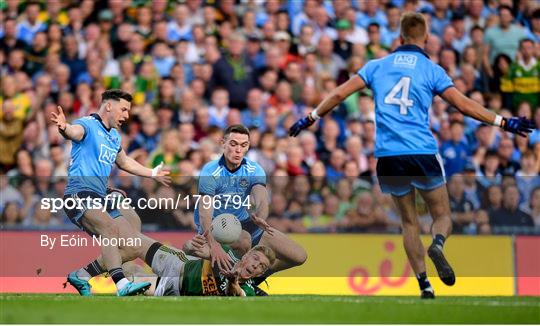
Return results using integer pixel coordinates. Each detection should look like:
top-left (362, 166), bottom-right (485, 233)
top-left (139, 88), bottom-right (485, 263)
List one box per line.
top-left (394, 54), bottom-right (417, 68)
top-left (98, 144), bottom-right (117, 165)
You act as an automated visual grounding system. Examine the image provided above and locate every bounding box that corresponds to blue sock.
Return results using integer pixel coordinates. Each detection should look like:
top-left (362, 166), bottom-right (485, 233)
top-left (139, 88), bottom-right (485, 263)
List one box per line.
top-left (432, 234), bottom-right (446, 249)
top-left (416, 272), bottom-right (432, 291)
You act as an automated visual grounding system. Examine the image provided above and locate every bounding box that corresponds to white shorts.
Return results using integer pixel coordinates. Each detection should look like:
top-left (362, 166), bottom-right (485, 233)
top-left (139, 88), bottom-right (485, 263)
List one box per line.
top-left (151, 248), bottom-right (186, 296)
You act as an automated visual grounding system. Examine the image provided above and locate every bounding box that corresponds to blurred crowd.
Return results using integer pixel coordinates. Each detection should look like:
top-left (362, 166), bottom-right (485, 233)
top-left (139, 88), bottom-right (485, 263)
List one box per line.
top-left (0, 0), bottom-right (539, 234)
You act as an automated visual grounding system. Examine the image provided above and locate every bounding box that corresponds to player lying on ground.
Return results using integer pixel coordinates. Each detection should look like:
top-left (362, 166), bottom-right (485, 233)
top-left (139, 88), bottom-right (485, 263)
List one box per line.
top-left (132, 234), bottom-right (276, 296)
top-left (289, 13), bottom-right (535, 299)
top-left (51, 89), bottom-right (171, 296)
top-left (195, 125), bottom-right (307, 290)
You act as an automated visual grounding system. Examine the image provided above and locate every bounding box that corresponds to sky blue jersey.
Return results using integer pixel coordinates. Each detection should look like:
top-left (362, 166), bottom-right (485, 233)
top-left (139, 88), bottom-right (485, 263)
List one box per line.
top-left (64, 114), bottom-right (122, 196)
top-left (357, 44), bottom-right (454, 157)
top-left (194, 156), bottom-right (266, 226)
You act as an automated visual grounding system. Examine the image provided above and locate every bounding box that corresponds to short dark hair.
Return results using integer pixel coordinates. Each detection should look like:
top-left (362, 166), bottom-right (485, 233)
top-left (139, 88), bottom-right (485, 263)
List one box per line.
top-left (400, 12), bottom-right (427, 42)
top-left (498, 4), bottom-right (513, 15)
top-left (224, 124), bottom-right (250, 139)
top-left (519, 38), bottom-right (534, 47)
top-left (101, 89), bottom-right (132, 103)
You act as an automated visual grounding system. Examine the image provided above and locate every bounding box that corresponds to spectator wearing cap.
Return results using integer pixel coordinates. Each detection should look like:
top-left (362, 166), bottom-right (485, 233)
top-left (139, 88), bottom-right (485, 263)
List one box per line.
top-left (489, 185), bottom-right (534, 229)
top-left (440, 121), bottom-right (471, 177)
top-left (334, 20), bottom-right (353, 61)
top-left (485, 5), bottom-right (526, 64)
top-left (210, 32), bottom-right (256, 109)
top-left (245, 33), bottom-right (265, 70)
top-left (273, 31), bottom-right (298, 70)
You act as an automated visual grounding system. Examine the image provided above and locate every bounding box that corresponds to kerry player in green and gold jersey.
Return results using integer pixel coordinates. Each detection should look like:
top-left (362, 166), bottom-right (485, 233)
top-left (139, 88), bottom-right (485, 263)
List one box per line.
top-left (129, 233), bottom-right (276, 297)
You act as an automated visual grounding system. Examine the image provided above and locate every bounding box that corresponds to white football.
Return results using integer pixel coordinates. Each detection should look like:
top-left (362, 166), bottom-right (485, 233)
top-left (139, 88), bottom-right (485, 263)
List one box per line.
top-left (211, 213), bottom-right (242, 244)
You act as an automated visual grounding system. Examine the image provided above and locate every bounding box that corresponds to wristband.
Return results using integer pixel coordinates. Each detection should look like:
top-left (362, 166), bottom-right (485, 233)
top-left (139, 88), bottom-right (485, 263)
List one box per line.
top-left (151, 162), bottom-right (164, 177)
top-left (309, 110), bottom-right (320, 121)
top-left (493, 115), bottom-right (503, 128)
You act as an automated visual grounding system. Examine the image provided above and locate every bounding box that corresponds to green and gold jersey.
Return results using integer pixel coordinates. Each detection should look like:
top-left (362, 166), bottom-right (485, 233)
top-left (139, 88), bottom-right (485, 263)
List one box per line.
top-left (180, 245), bottom-right (256, 296)
top-left (509, 60), bottom-right (540, 108)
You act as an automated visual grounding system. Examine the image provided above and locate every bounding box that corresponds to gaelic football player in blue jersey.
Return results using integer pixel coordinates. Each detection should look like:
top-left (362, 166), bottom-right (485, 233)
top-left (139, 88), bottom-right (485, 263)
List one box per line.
top-left (194, 125), bottom-right (307, 291)
top-left (290, 13), bottom-right (535, 298)
top-left (51, 89), bottom-right (171, 296)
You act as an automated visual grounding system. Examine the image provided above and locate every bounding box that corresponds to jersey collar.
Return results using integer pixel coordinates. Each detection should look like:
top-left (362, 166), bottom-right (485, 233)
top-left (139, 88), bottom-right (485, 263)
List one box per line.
top-left (393, 44), bottom-right (429, 58)
top-left (219, 155), bottom-right (246, 173)
top-left (91, 113), bottom-right (111, 132)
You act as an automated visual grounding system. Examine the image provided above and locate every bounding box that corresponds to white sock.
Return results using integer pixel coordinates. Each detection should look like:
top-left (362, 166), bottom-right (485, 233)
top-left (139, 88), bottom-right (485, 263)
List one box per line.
top-left (116, 278), bottom-right (130, 291)
top-left (76, 268), bottom-right (91, 281)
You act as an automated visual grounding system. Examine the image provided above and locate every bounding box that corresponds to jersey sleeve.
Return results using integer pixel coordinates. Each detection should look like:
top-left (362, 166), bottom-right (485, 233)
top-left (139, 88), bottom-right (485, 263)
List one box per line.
top-left (72, 117), bottom-right (91, 142)
top-left (198, 163), bottom-right (217, 196)
top-left (431, 64), bottom-right (454, 95)
top-left (249, 162), bottom-right (267, 190)
top-left (357, 60), bottom-right (375, 88)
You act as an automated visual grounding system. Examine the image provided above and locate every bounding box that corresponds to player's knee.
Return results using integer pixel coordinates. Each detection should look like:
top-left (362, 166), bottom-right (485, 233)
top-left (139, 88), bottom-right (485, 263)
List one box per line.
top-left (100, 222), bottom-right (120, 239)
top-left (295, 247), bottom-right (307, 266)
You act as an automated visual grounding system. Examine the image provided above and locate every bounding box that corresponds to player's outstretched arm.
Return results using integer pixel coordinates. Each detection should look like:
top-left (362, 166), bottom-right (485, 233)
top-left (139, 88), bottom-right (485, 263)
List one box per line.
top-left (50, 106), bottom-right (85, 142)
top-left (115, 151), bottom-right (171, 186)
top-left (289, 75), bottom-right (366, 137)
top-left (441, 87), bottom-right (536, 137)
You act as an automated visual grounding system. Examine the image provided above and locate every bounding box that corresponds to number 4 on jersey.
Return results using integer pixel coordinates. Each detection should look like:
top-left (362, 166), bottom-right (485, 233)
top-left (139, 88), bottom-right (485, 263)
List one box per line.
top-left (384, 77), bottom-right (413, 115)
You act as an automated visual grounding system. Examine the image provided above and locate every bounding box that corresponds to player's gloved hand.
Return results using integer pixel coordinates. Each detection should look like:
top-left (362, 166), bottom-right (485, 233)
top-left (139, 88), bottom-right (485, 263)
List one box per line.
top-left (289, 115), bottom-right (317, 137)
top-left (501, 117), bottom-right (536, 137)
top-left (250, 213), bottom-right (274, 236)
top-left (151, 161), bottom-right (172, 186)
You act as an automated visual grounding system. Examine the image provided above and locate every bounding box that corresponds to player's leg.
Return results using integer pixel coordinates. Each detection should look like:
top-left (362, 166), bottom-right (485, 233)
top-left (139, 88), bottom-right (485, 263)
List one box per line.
top-left (68, 192), bottom-right (143, 295)
top-left (229, 230), bottom-right (252, 257)
top-left (257, 229), bottom-right (307, 273)
top-left (391, 189), bottom-right (434, 298)
top-left (80, 209), bottom-right (150, 296)
top-left (418, 185), bottom-right (455, 286)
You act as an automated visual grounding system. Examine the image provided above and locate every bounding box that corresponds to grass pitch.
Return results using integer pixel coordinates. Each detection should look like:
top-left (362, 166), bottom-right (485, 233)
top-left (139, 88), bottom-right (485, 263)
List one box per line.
top-left (0, 294), bottom-right (539, 324)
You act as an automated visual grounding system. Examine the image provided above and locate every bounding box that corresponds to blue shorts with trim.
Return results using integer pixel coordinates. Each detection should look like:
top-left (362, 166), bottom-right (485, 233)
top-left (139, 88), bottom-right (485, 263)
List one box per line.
top-left (196, 219), bottom-right (263, 247)
top-left (63, 191), bottom-right (121, 235)
top-left (376, 154), bottom-right (446, 197)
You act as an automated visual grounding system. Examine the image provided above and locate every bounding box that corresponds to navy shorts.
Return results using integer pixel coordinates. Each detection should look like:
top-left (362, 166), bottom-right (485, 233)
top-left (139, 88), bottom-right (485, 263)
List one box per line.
top-left (376, 154), bottom-right (446, 197)
top-left (63, 190), bottom-right (122, 235)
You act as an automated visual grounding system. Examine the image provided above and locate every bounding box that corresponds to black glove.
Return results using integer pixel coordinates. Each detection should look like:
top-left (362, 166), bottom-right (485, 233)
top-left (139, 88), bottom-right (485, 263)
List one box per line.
top-left (501, 117), bottom-right (536, 137)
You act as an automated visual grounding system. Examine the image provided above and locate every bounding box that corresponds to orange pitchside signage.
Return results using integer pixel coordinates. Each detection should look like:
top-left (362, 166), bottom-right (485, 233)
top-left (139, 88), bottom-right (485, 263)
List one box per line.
top-left (0, 231), bottom-right (524, 296)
